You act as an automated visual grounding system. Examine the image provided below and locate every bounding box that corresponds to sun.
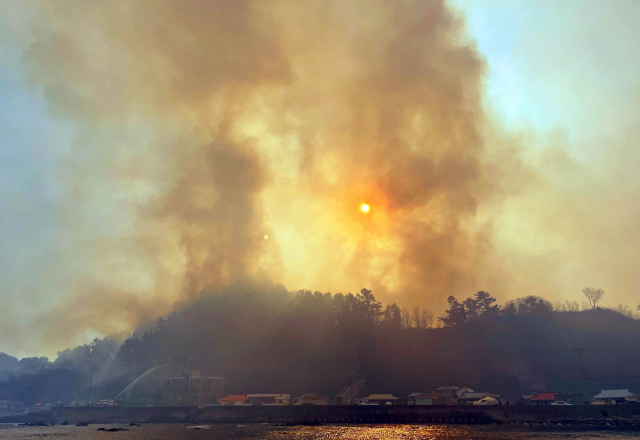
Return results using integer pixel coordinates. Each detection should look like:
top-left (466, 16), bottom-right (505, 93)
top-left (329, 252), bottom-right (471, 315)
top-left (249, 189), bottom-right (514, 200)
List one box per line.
top-left (360, 203), bottom-right (370, 213)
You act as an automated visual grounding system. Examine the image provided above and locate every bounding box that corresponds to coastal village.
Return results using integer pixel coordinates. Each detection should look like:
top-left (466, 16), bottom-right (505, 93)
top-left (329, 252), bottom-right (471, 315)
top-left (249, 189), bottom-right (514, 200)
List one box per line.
top-left (3, 368), bottom-right (638, 415)
top-left (114, 370), bottom-right (639, 409)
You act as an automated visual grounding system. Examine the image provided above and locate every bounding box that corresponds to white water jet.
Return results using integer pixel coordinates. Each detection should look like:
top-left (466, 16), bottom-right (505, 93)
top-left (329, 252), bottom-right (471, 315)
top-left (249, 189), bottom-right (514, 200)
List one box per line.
top-left (114, 363), bottom-right (170, 400)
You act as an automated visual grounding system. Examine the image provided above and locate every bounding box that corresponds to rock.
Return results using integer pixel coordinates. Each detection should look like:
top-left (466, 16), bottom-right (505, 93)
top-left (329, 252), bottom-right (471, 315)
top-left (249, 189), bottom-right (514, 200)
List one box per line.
top-left (76, 423), bottom-right (88, 426)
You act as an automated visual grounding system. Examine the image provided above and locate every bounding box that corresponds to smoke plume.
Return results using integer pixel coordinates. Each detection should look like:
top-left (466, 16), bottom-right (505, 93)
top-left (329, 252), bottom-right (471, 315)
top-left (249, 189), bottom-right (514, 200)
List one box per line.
top-left (1, 0), bottom-right (638, 355)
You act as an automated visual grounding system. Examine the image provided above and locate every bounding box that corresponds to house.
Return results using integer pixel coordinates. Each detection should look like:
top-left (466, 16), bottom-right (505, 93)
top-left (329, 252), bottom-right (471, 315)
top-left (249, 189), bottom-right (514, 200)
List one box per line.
top-left (361, 394), bottom-right (398, 405)
top-left (162, 371), bottom-right (225, 406)
top-left (294, 393), bottom-right (330, 406)
top-left (455, 387), bottom-right (475, 398)
top-left (525, 392), bottom-right (559, 406)
top-left (246, 394), bottom-right (290, 406)
top-left (219, 395), bottom-right (250, 406)
top-left (457, 392), bottom-right (502, 405)
top-left (434, 386), bottom-right (459, 405)
top-left (592, 389), bottom-right (637, 405)
top-left (407, 393), bottom-right (437, 405)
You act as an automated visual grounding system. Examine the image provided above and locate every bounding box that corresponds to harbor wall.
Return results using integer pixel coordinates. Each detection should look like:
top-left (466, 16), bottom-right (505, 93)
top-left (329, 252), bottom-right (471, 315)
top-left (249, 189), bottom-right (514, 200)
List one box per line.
top-left (1, 404), bottom-right (638, 425)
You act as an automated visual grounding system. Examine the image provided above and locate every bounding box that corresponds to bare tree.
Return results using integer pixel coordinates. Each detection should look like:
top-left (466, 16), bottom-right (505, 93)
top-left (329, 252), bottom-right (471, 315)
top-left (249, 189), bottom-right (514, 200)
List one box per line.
top-left (556, 300), bottom-right (581, 312)
top-left (583, 287), bottom-right (605, 310)
top-left (412, 306), bottom-right (421, 330)
top-left (401, 308), bottom-right (412, 329)
top-left (420, 310), bottom-right (433, 329)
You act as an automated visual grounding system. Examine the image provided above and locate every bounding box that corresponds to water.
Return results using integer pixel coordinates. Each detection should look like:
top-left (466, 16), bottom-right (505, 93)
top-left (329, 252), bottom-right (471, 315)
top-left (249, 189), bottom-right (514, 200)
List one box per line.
top-left (114, 363), bottom-right (170, 401)
top-left (2, 424), bottom-right (640, 439)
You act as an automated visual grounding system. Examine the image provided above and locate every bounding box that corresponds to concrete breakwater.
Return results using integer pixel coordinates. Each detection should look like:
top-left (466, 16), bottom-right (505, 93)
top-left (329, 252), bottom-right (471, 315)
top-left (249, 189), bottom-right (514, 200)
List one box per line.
top-left (1, 405), bottom-right (638, 425)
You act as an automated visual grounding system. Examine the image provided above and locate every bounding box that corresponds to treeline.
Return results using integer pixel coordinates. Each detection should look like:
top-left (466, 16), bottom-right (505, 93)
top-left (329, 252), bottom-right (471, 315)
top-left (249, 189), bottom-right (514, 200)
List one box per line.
top-left (1, 285), bottom-right (640, 406)
top-left (0, 338), bottom-right (125, 406)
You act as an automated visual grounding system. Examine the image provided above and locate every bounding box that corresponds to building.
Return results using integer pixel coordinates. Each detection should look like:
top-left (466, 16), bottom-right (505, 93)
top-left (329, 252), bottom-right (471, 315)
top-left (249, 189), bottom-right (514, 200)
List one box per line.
top-left (407, 393), bottom-right (437, 405)
top-left (434, 386), bottom-right (460, 405)
top-left (525, 392), bottom-right (559, 406)
top-left (361, 394), bottom-right (399, 405)
top-left (219, 395), bottom-right (250, 406)
top-left (294, 393), bottom-right (330, 406)
top-left (246, 394), bottom-right (290, 406)
top-left (455, 387), bottom-right (475, 398)
top-left (95, 399), bottom-right (117, 407)
top-left (163, 371), bottom-right (225, 406)
top-left (592, 389), bottom-right (637, 405)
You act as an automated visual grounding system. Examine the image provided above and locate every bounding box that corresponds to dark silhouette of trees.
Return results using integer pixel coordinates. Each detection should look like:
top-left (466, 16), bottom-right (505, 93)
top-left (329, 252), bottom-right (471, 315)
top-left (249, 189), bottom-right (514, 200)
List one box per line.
top-left (438, 291), bottom-right (500, 326)
top-left (503, 296), bottom-right (554, 315)
top-left (382, 303), bottom-right (402, 328)
top-left (3, 285), bottom-right (640, 405)
top-left (438, 296), bottom-right (468, 327)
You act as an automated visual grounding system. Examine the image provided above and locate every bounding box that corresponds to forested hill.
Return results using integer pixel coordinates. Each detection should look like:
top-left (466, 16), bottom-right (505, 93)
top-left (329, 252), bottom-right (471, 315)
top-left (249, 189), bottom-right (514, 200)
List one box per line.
top-left (2, 285), bottom-right (640, 405)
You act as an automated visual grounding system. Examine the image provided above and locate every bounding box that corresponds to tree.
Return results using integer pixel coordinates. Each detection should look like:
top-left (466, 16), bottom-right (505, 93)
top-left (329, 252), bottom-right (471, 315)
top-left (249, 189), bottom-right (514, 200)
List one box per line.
top-left (583, 287), bottom-right (605, 310)
top-left (420, 310), bottom-right (433, 329)
top-left (382, 303), bottom-right (402, 328)
top-left (401, 307), bottom-right (412, 328)
top-left (503, 296), bottom-right (553, 315)
top-left (438, 296), bottom-right (468, 327)
top-left (474, 291), bottom-right (500, 315)
top-left (412, 306), bottom-right (422, 329)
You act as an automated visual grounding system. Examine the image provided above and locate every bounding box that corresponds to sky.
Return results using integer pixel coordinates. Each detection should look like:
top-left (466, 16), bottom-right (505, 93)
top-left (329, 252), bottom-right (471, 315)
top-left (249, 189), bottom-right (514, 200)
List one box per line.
top-left (0, 0), bottom-right (639, 358)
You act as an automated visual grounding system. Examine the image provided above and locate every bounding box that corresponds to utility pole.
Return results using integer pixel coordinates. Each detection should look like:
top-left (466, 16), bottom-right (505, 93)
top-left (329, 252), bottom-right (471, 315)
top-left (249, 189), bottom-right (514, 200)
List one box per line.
top-left (520, 381), bottom-right (525, 399)
top-left (573, 349), bottom-right (590, 403)
top-left (86, 347), bottom-right (95, 407)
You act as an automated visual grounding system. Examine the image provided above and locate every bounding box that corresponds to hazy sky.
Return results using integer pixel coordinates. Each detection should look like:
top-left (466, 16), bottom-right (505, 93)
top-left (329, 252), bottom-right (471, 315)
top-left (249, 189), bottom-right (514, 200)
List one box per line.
top-left (0, 0), bottom-right (639, 357)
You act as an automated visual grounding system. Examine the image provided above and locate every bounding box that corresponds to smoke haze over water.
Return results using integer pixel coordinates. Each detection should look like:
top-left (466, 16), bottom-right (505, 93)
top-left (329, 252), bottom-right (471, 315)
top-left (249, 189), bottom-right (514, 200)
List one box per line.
top-left (0, 0), bottom-right (639, 356)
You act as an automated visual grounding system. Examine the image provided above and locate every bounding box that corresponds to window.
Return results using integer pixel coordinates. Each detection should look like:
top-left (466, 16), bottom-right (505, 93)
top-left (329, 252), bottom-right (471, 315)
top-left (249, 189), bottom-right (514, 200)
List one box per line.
top-left (190, 379), bottom-right (200, 386)
top-left (172, 379), bottom-right (182, 386)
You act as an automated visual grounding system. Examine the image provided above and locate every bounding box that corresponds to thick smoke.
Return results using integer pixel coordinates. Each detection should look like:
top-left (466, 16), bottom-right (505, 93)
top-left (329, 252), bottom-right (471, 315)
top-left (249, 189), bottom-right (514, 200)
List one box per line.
top-left (2, 0), bottom-right (638, 355)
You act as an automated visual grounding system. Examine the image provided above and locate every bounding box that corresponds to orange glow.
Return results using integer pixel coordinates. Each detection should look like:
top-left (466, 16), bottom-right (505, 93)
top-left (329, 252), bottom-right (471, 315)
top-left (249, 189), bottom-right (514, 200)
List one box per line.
top-left (360, 203), bottom-right (370, 213)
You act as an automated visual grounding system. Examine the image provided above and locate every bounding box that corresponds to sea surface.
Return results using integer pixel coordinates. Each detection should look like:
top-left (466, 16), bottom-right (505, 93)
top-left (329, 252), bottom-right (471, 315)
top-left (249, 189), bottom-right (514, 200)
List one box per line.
top-left (2, 424), bottom-right (640, 439)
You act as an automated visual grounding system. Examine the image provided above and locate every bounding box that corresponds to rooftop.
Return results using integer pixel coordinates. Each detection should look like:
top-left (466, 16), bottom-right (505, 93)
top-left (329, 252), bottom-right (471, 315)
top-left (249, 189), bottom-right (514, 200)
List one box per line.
top-left (297, 395), bottom-right (328, 401)
top-left (593, 389), bottom-right (636, 399)
top-left (364, 394), bottom-right (398, 400)
top-left (528, 393), bottom-right (558, 401)
top-left (458, 392), bottom-right (491, 399)
top-left (219, 395), bottom-right (249, 402)
top-left (416, 393), bottom-right (438, 399)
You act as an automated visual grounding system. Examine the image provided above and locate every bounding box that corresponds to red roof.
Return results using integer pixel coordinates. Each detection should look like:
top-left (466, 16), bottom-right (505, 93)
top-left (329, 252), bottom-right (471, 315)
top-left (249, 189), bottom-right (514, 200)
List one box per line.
top-left (529, 393), bottom-right (558, 401)
top-left (220, 394), bottom-right (249, 401)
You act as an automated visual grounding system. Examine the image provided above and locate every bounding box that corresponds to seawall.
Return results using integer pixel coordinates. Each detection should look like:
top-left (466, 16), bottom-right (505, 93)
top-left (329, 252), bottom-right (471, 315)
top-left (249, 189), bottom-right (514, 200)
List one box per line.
top-left (1, 404), bottom-right (637, 425)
